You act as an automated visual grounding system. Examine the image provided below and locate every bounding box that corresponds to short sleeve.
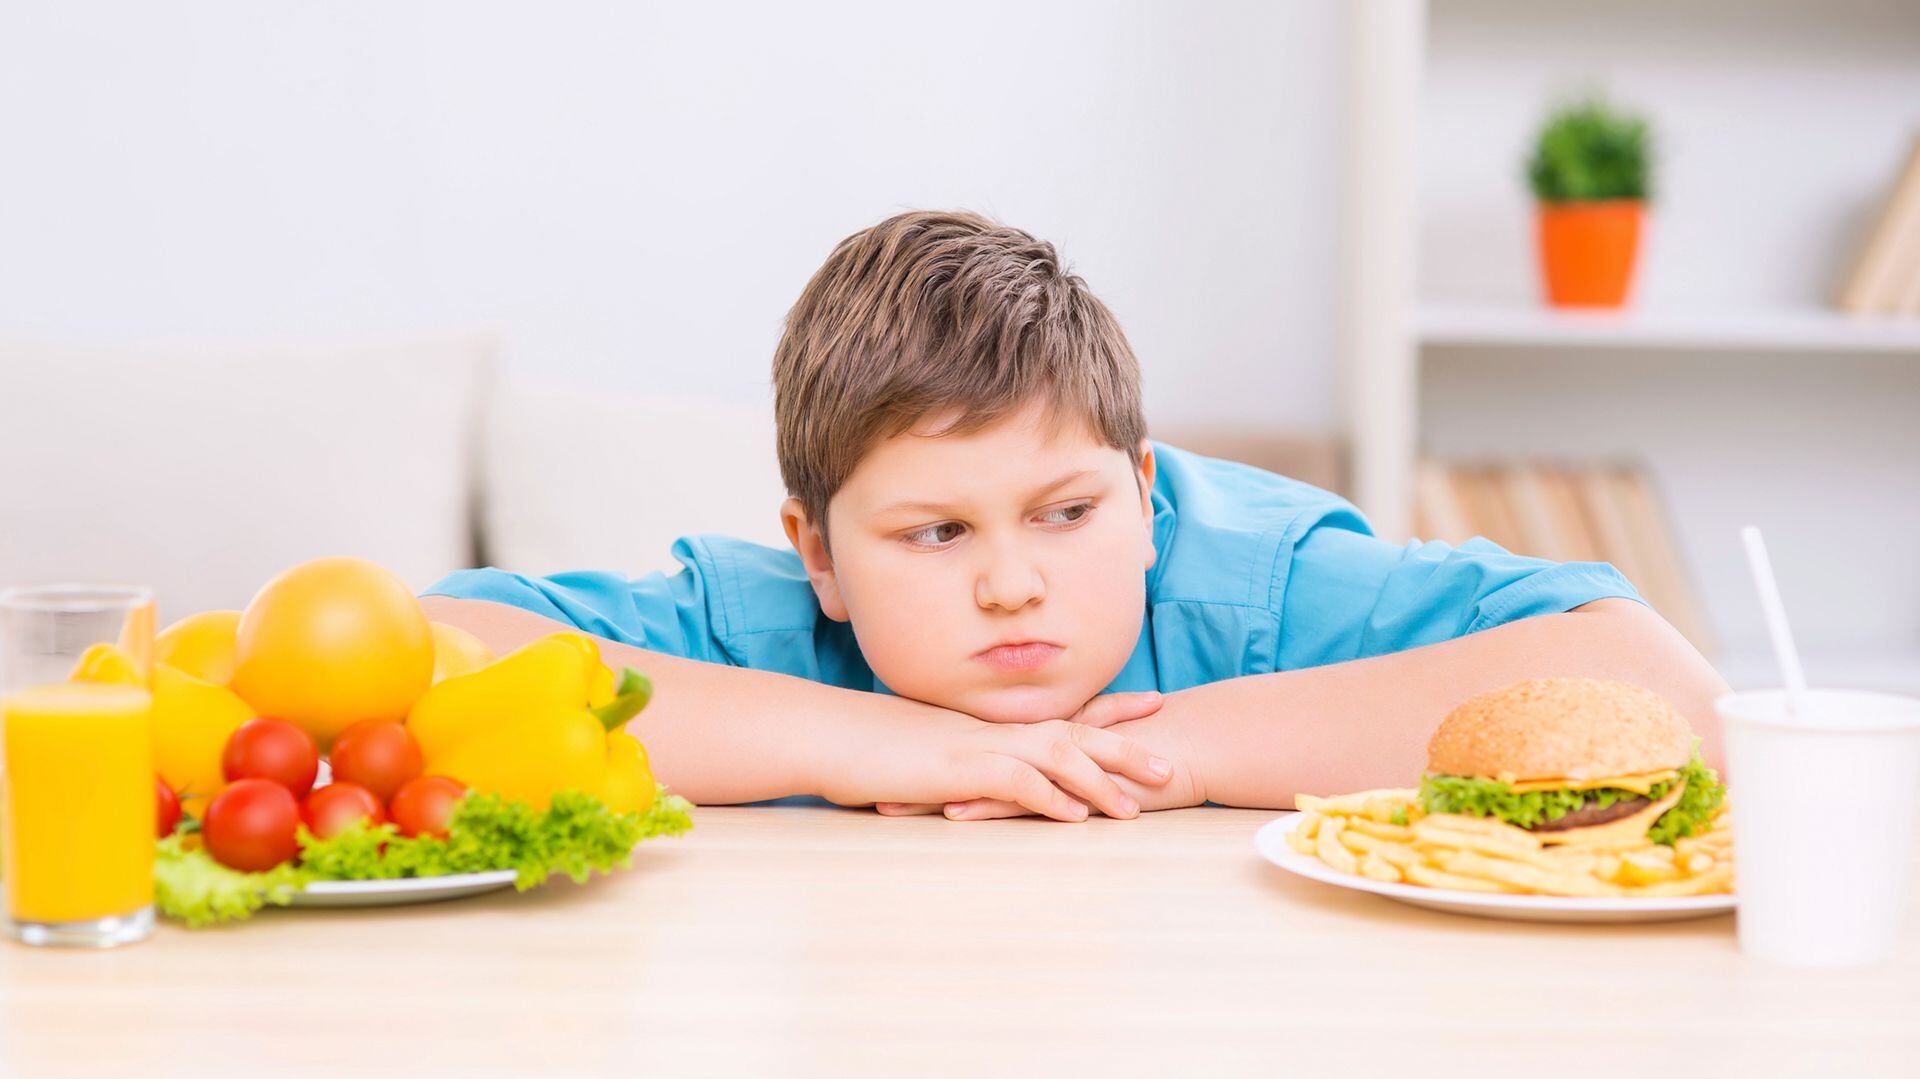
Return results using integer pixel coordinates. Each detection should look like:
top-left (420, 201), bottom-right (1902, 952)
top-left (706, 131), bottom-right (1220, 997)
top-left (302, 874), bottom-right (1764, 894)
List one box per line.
top-left (1276, 525), bottom-right (1647, 671)
top-left (420, 552), bottom-right (727, 664)
top-left (420, 535), bottom-right (876, 688)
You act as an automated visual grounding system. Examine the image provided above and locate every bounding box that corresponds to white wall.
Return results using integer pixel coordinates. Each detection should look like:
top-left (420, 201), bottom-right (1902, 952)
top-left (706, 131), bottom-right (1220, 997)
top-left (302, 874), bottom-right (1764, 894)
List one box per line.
top-left (0, 0), bottom-right (1346, 434)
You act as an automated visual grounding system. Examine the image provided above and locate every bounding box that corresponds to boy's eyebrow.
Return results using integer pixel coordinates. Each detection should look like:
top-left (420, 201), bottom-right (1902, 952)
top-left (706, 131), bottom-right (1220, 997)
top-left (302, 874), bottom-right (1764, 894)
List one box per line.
top-left (873, 468), bottom-right (1102, 516)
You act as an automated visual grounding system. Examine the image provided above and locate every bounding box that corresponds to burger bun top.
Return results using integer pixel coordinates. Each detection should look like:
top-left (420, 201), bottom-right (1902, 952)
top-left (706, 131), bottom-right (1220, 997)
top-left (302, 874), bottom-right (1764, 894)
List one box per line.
top-left (1426, 677), bottom-right (1694, 782)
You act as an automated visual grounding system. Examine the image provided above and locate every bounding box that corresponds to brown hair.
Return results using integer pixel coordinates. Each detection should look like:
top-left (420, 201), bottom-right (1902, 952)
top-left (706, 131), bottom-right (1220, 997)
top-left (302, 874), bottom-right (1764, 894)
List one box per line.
top-left (773, 209), bottom-right (1146, 536)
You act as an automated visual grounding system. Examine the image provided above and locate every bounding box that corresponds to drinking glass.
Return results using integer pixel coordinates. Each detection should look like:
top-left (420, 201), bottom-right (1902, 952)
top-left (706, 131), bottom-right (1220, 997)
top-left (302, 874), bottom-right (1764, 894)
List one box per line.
top-left (1, 585), bottom-right (157, 947)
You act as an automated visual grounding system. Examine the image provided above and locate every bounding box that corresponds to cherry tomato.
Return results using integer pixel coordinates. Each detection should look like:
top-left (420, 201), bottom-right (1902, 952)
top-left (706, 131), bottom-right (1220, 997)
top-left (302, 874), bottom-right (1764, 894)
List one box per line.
top-left (203, 778), bottom-right (301, 871)
top-left (387, 775), bottom-right (466, 839)
top-left (222, 717), bottom-right (320, 797)
top-left (301, 781), bottom-right (387, 840)
top-left (327, 719), bottom-right (423, 802)
top-left (155, 776), bottom-right (182, 838)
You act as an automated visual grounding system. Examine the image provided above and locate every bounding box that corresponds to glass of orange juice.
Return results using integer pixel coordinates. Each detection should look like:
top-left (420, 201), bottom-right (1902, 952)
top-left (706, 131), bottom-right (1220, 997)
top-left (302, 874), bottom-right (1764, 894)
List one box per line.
top-left (1, 585), bottom-right (157, 948)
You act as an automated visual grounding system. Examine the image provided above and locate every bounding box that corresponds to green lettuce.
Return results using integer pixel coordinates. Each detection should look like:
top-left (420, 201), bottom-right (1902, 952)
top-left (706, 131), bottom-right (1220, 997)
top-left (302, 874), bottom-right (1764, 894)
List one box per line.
top-left (1419, 755), bottom-right (1723, 846)
top-left (153, 834), bottom-right (307, 929)
top-left (1644, 757), bottom-right (1725, 845)
top-left (154, 785), bottom-right (694, 927)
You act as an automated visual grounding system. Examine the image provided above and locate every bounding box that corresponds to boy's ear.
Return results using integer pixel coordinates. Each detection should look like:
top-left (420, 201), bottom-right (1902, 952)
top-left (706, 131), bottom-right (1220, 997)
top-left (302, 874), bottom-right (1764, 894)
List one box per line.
top-left (1137, 440), bottom-right (1157, 572)
top-left (780, 497), bottom-right (850, 622)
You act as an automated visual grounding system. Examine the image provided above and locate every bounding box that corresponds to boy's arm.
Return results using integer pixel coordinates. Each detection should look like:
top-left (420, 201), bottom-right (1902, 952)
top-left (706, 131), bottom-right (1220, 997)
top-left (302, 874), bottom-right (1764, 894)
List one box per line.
top-left (1111, 597), bottom-right (1728, 811)
top-left (419, 596), bottom-right (1171, 819)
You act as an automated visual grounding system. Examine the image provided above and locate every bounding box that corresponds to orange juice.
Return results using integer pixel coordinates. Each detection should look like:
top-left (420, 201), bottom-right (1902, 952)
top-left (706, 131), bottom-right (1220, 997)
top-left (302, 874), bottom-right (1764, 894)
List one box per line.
top-left (2, 683), bottom-right (154, 924)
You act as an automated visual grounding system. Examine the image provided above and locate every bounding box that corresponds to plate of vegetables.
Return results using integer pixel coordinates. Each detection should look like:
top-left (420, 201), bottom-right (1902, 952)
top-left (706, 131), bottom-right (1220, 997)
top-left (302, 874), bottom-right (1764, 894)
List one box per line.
top-left (158, 785), bottom-right (692, 924)
top-left (93, 557), bottom-right (697, 927)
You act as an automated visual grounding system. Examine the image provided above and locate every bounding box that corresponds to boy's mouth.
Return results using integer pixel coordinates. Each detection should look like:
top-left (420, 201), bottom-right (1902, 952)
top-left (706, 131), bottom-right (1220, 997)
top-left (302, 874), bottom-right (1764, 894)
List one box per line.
top-left (973, 640), bottom-right (1063, 673)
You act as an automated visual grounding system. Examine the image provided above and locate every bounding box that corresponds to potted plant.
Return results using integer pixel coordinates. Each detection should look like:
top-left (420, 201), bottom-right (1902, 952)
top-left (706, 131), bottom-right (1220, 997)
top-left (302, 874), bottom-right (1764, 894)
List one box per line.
top-left (1526, 96), bottom-right (1653, 308)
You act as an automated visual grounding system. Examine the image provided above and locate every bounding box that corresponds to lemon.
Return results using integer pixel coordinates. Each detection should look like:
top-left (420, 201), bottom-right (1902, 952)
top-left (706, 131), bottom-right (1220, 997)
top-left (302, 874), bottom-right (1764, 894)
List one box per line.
top-left (155, 610), bottom-right (242, 685)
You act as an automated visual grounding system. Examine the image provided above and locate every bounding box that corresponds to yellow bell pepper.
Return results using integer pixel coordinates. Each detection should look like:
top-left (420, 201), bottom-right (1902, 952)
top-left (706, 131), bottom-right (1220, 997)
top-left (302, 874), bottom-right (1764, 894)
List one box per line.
top-left (404, 632), bottom-right (655, 814)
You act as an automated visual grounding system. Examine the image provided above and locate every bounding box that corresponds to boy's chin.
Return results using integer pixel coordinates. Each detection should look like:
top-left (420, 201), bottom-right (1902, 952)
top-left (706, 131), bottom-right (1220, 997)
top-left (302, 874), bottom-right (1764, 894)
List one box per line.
top-left (949, 682), bottom-right (1090, 725)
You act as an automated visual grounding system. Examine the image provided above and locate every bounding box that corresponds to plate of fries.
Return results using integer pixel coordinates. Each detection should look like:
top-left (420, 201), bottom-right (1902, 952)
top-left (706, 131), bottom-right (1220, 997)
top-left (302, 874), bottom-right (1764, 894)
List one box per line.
top-left (1256, 788), bottom-right (1735, 923)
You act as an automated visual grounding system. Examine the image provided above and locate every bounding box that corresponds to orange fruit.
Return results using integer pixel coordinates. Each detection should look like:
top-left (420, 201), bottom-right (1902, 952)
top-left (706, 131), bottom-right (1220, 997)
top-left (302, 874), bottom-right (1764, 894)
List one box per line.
top-left (155, 610), bottom-right (242, 685)
top-left (229, 557), bottom-right (434, 748)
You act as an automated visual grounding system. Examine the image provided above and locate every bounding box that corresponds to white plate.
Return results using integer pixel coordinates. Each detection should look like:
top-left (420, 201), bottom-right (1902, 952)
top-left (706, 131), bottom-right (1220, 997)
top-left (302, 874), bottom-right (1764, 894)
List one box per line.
top-left (1254, 812), bottom-right (1735, 924)
top-left (285, 870), bottom-right (519, 909)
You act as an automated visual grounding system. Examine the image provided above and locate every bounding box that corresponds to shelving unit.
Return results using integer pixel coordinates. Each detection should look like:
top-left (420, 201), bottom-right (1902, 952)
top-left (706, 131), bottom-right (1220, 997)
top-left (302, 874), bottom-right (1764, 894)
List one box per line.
top-left (1417, 304), bottom-right (1920, 355)
top-left (1340, 0), bottom-right (1920, 693)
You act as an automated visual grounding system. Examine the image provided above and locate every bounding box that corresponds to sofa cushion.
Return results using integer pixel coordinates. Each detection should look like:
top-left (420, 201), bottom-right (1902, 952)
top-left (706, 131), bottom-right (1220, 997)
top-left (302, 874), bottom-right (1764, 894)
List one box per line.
top-left (0, 335), bottom-right (491, 622)
top-left (481, 382), bottom-right (791, 578)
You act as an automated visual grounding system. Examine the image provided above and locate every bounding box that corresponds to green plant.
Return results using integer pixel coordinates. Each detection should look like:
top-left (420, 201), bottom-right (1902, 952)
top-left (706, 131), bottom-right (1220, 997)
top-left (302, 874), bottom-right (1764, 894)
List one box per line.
top-left (1526, 96), bottom-right (1652, 202)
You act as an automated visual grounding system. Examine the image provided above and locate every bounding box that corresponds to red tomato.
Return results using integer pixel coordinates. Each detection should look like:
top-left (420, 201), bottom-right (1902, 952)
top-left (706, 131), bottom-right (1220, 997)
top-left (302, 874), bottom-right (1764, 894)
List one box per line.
top-left (222, 717), bottom-right (320, 797)
top-left (203, 778), bottom-right (301, 871)
top-left (327, 719), bottom-right (423, 802)
top-left (388, 775), bottom-right (466, 839)
top-left (155, 776), bottom-right (182, 838)
top-left (300, 782), bottom-right (387, 840)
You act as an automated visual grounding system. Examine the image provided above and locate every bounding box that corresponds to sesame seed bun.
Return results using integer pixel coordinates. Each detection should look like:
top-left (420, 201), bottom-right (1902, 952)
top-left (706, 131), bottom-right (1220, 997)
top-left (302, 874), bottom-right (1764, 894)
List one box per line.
top-left (1426, 677), bottom-right (1694, 782)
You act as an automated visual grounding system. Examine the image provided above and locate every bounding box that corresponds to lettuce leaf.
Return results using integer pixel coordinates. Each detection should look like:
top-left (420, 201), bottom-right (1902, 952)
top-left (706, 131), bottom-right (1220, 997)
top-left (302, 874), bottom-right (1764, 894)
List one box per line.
top-left (153, 835), bottom-right (307, 929)
top-left (1418, 773), bottom-right (1651, 829)
top-left (1644, 757), bottom-right (1725, 845)
top-left (154, 784), bottom-right (694, 926)
top-left (299, 788), bottom-right (696, 890)
top-left (1419, 754), bottom-right (1725, 845)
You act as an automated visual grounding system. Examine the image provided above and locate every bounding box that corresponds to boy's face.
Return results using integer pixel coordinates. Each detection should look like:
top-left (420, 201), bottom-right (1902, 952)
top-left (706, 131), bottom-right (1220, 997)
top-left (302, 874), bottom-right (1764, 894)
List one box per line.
top-left (782, 401), bottom-right (1156, 724)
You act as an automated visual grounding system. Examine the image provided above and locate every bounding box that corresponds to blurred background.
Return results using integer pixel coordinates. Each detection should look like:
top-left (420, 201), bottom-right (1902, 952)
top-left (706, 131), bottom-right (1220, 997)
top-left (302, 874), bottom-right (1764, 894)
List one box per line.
top-left (2, 0), bottom-right (1917, 692)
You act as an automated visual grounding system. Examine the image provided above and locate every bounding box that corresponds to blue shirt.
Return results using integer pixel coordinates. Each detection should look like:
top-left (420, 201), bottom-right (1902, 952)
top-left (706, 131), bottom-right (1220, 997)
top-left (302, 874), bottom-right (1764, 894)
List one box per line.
top-left (422, 443), bottom-right (1645, 693)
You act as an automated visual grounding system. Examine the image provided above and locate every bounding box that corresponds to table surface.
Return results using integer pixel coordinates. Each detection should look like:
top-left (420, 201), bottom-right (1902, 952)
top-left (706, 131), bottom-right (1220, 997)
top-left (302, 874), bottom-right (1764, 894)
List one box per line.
top-left (3, 805), bottom-right (1916, 1077)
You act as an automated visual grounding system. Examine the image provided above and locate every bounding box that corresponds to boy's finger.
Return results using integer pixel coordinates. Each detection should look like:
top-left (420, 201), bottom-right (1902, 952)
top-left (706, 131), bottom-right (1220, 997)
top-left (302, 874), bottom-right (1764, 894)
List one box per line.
top-left (989, 759), bottom-right (1089, 822)
top-left (1021, 734), bottom-right (1138, 819)
top-left (1073, 691), bottom-right (1163, 729)
top-left (943, 799), bottom-right (1030, 821)
top-left (1070, 724), bottom-right (1174, 787)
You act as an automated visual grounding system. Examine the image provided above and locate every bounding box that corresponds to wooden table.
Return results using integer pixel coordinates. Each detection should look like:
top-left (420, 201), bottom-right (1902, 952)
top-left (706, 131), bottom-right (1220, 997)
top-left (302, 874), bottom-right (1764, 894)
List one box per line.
top-left (3, 806), bottom-right (1916, 1076)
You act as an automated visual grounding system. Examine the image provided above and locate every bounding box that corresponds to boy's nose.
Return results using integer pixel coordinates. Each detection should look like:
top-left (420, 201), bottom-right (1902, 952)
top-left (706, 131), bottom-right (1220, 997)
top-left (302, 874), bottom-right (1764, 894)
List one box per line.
top-left (974, 552), bottom-right (1045, 612)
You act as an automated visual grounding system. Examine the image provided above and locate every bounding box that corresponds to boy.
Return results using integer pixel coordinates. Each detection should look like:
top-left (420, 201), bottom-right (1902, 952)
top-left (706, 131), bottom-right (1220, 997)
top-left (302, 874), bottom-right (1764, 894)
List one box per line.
top-left (423, 210), bottom-right (1728, 822)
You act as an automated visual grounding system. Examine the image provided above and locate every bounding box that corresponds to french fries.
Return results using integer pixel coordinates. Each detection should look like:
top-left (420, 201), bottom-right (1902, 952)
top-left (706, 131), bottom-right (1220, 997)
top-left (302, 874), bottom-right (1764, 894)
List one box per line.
top-left (1288, 789), bottom-right (1735, 898)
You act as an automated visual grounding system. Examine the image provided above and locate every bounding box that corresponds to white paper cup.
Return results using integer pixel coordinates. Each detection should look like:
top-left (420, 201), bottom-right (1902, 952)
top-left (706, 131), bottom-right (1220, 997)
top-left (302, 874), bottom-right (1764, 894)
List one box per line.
top-left (1717, 688), bottom-right (1920, 967)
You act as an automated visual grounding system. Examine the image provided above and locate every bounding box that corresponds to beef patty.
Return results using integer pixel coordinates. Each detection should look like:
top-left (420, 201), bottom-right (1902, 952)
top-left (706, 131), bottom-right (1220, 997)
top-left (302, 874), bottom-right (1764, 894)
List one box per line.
top-left (1527, 795), bottom-right (1654, 832)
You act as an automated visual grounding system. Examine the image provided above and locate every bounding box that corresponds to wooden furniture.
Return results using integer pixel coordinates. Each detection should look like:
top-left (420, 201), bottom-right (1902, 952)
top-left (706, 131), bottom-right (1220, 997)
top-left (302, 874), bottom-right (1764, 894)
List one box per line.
top-left (3, 806), bottom-right (1914, 1073)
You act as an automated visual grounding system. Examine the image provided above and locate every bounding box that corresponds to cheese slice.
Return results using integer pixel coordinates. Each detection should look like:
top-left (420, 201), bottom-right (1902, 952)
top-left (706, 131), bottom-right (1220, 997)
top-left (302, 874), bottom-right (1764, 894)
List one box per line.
top-left (1500, 768), bottom-right (1678, 795)
top-left (1536, 782), bottom-right (1687, 848)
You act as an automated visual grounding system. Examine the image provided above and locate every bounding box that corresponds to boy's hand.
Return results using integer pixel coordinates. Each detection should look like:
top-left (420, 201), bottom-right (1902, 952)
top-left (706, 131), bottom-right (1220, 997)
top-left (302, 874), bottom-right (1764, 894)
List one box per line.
top-left (871, 691), bottom-right (1175, 821)
top-left (903, 704), bottom-right (1207, 821)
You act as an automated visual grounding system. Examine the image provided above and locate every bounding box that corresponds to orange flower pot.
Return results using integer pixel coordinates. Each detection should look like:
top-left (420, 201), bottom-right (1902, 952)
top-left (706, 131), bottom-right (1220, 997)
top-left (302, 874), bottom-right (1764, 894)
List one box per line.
top-left (1536, 199), bottom-right (1644, 308)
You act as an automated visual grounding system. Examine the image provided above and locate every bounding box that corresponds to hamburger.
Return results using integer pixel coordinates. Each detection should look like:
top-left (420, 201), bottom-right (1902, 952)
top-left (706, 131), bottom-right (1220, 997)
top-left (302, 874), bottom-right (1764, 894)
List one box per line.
top-left (1419, 677), bottom-right (1725, 846)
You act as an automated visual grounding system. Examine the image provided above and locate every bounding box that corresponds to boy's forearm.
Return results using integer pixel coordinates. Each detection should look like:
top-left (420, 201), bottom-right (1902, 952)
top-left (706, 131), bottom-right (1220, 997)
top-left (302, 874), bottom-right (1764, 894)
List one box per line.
top-left (1137, 598), bottom-right (1730, 809)
top-left (420, 596), bottom-right (945, 805)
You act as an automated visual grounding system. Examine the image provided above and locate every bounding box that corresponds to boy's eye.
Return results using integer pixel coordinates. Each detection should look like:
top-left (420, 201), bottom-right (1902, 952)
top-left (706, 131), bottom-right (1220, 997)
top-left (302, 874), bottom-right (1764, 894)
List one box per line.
top-left (1038, 503), bottom-right (1095, 527)
top-left (904, 521), bottom-right (966, 547)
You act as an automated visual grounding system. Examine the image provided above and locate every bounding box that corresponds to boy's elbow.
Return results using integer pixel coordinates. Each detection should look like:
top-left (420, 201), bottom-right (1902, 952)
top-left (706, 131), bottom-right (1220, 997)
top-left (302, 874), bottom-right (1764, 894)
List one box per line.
top-left (419, 595), bottom-right (573, 657)
top-left (1565, 597), bottom-right (1731, 770)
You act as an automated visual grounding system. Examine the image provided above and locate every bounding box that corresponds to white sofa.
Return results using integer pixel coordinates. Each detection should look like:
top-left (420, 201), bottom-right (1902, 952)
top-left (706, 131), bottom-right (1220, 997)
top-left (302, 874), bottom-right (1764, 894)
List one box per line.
top-left (1, 334), bottom-right (1343, 623)
top-left (0, 334), bottom-right (789, 621)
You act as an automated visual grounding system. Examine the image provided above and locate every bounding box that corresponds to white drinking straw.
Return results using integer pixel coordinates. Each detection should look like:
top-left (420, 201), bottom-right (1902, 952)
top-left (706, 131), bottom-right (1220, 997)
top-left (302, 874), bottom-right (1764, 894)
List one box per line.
top-left (1740, 525), bottom-right (1808, 716)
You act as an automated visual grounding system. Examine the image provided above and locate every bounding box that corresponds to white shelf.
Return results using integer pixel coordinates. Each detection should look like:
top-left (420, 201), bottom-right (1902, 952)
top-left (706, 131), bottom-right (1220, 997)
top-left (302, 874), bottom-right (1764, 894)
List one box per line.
top-left (1417, 304), bottom-right (1920, 354)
